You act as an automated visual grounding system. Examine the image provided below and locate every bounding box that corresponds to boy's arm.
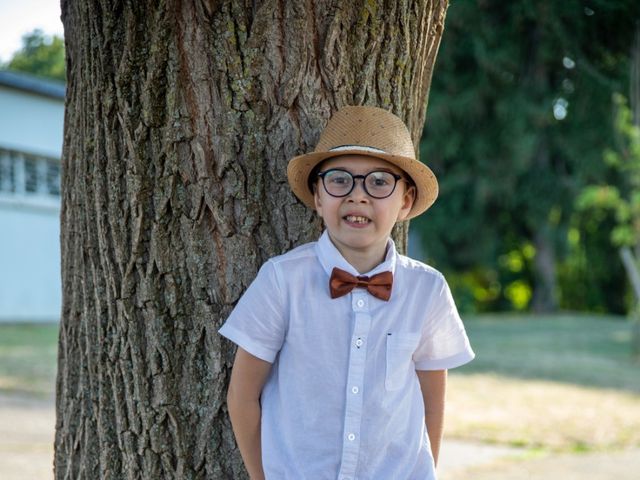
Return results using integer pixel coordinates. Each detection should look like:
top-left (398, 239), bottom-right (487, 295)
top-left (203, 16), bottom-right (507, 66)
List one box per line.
top-left (227, 347), bottom-right (273, 480)
top-left (416, 369), bottom-right (448, 467)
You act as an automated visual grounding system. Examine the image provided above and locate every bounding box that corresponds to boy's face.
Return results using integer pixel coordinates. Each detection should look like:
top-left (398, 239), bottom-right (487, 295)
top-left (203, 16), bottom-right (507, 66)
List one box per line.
top-left (313, 155), bottom-right (415, 263)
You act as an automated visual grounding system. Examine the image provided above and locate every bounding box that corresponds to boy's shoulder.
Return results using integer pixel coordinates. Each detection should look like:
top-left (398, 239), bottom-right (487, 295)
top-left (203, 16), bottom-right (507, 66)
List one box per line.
top-left (268, 239), bottom-right (318, 267)
top-left (396, 252), bottom-right (446, 282)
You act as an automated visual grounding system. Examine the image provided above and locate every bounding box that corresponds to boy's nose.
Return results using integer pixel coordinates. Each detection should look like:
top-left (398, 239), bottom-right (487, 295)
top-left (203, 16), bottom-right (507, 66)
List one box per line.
top-left (347, 178), bottom-right (370, 202)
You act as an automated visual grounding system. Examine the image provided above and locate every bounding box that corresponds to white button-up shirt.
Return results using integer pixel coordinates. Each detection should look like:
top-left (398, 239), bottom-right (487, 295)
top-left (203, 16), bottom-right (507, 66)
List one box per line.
top-left (219, 231), bottom-right (475, 479)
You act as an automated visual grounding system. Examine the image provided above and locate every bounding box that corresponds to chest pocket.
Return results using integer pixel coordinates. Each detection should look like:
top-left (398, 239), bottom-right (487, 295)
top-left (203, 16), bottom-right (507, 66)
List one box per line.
top-left (385, 332), bottom-right (420, 391)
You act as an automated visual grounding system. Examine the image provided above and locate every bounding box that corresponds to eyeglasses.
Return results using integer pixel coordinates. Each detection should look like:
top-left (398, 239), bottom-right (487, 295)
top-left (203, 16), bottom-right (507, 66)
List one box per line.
top-left (317, 168), bottom-right (405, 199)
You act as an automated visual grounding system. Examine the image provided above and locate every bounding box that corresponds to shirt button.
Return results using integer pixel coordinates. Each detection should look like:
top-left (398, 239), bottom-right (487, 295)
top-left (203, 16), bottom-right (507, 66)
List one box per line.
top-left (355, 339), bottom-right (363, 347)
top-left (352, 386), bottom-right (359, 394)
top-left (356, 299), bottom-right (364, 307)
top-left (347, 433), bottom-right (356, 441)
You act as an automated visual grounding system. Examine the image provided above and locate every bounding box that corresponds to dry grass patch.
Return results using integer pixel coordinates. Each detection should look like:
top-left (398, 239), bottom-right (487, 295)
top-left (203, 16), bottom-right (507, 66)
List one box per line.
top-left (447, 373), bottom-right (640, 452)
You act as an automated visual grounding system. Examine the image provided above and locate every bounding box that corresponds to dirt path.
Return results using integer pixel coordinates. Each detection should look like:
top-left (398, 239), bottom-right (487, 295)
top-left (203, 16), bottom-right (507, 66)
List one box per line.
top-left (1, 393), bottom-right (638, 480)
top-left (0, 394), bottom-right (54, 480)
top-left (439, 439), bottom-right (640, 480)
top-left (438, 439), bottom-right (523, 478)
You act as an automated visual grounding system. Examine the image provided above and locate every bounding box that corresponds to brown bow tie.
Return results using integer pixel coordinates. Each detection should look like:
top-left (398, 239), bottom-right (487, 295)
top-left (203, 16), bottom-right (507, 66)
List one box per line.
top-left (329, 267), bottom-right (393, 301)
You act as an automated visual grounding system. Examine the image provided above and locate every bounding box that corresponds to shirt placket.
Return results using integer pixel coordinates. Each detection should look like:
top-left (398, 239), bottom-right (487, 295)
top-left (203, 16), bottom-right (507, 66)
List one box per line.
top-left (337, 290), bottom-right (372, 480)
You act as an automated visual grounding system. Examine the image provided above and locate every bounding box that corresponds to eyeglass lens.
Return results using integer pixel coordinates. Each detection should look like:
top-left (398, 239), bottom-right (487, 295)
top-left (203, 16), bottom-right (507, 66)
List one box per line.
top-left (321, 169), bottom-right (398, 198)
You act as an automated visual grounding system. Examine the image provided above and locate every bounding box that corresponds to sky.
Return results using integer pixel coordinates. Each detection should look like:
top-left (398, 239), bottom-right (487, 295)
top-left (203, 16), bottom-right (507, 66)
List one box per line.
top-left (0, 0), bottom-right (64, 62)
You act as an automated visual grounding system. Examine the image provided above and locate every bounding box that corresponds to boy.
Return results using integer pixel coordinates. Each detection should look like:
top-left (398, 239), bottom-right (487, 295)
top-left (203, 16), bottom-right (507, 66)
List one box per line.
top-left (219, 106), bottom-right (474, 480)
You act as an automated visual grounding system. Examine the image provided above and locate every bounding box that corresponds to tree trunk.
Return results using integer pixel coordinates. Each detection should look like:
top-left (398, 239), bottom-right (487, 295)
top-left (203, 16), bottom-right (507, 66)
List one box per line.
top-left (529, 132), bottom-right (558, 313)
top-left (518, 11), bottom-right (559, 314)
top-left (55, 1), bottom-right (449, 478)
top-left (626, 25), bottom-right (640, 358)
top-left (531, 226), bottom-right (558, 313)
top-left (619, 247), bottom-right (640, 357)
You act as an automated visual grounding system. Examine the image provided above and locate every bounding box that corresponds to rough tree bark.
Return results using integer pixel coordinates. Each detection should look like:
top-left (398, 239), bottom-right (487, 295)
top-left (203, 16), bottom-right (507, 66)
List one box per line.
top-left (55, 1), bottom-right (449, 478)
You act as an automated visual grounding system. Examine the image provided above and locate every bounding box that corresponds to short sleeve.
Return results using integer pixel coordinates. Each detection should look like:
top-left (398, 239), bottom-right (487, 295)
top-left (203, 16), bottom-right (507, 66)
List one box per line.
top-left (413, 274), bottom-right (475, 371)
top-left (218, 260), bottom-right (286, 363)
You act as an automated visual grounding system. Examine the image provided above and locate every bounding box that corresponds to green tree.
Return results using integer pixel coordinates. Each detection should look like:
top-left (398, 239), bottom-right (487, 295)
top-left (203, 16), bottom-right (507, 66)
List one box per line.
top-left (578, 92), bottom-right (640, 354)
top-left (4, 29), bottom-right (65, 81)
top-left (416, 0), bottom-right (637, 313)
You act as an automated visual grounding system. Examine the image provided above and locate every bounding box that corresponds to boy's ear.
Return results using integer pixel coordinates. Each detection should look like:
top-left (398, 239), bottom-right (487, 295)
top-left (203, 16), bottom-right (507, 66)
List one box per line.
top-left (313, 183), bottom-right (323, 217)
top-left (397, 185), bottom-right (416, 221)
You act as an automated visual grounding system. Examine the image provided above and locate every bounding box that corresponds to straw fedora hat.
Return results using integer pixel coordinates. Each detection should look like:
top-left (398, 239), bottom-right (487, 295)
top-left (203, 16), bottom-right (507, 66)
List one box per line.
top-left (286, 105), bottom-right (438, 220)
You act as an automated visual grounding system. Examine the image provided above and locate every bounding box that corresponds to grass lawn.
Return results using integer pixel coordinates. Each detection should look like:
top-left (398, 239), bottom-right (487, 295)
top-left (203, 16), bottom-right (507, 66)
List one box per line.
top-left (447, 313), bottom-right (640, 452)
top-left (0, 323), bottom-right (59, 397)
top-left (457, 313), bottom-right (639, 392)
top-left (0, 314), bottom-right (638, 452)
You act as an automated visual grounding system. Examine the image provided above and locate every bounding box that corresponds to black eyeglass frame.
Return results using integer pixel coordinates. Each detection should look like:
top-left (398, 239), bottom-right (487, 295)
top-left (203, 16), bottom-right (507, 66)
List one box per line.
top-left (316, 168), bottom-right (406, 199)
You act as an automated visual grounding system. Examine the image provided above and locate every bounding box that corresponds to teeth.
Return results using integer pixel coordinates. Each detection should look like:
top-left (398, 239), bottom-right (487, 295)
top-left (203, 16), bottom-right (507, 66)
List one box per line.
top-left (345, 215), bottom-right (369, 224)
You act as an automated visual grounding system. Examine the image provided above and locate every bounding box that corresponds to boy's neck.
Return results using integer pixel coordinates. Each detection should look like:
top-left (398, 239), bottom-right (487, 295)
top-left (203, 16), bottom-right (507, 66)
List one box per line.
top-left (349, 254), bottom-right (386, 275)
top-left (327, 233), bottom-right (389, 274)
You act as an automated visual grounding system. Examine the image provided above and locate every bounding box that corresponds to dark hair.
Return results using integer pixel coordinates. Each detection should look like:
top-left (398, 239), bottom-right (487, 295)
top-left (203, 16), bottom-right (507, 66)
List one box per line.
top-left (404, 174), bottom-right (416, 190)
top-left (307, 161), bottom-right (326, 194)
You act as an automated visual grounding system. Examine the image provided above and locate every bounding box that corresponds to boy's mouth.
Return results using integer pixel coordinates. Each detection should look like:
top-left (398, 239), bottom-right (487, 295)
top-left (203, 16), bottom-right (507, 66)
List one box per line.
top-left (344, 215), bottom-right (371, 225)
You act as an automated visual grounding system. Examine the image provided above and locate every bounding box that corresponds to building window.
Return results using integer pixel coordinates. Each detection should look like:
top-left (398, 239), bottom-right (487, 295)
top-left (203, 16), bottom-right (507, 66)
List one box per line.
top-left (0, 151), bottom-right (16, 193)
top-left (0, 148), bottom-right (60, 198)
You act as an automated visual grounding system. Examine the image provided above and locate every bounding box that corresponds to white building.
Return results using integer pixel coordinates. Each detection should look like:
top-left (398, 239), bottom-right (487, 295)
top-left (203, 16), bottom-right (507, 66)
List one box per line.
top-left (0, 70), bottom-right (64, 323)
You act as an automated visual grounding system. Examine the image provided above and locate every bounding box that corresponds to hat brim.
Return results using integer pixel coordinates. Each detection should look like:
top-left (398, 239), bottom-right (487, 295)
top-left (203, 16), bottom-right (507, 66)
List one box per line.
top-left (287, 149), bottom-right (438, 220)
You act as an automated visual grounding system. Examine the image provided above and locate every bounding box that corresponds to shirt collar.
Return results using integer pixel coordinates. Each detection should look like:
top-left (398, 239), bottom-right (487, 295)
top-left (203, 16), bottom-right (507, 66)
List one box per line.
top-left (315, 230), bottom-right (397, 278)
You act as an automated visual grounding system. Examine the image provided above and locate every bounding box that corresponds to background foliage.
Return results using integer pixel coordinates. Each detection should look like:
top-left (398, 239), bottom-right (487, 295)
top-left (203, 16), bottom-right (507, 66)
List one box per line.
top-left (1, 29), bottom-right (65, 81)
top-left (416, 0), bottom-right (639, 313)
top-left (5, 7), bottom-right (640, 316)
